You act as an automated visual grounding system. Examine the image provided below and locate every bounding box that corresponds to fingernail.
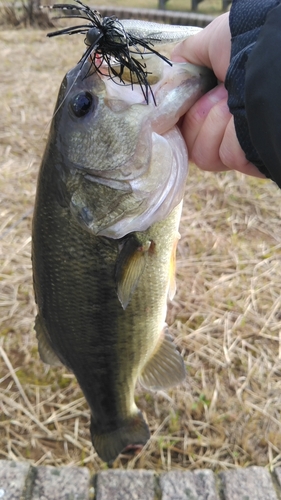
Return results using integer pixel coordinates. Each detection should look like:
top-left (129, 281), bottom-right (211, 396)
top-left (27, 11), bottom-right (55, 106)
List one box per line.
top-left (193, 84), bottom-right (228, 119)
top-left (207, 84), bottom-right (228, 103)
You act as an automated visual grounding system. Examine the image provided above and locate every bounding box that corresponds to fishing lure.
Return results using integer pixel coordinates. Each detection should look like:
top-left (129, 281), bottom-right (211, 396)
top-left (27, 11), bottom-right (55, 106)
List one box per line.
top-left (45, 0), bottom-right (172, 104)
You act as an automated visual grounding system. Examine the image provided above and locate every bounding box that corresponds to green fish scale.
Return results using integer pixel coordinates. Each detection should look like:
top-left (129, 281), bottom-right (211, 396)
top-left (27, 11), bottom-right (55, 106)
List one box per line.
top-left (33, 159), bottom-right (179, 433)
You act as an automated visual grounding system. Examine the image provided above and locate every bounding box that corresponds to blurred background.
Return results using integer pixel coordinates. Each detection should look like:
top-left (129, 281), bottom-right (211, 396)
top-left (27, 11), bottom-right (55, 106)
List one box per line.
top-left (0, 0), bottom-right (231, 29)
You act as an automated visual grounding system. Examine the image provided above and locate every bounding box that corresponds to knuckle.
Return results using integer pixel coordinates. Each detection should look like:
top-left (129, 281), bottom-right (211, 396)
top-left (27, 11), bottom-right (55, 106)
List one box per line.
top-left (219, 143), bottom-right (234, 168)
top-left (185, 104), bottom-right (204, 130)
top-left (190, 146), bottom-right (209, 170)
top-left (219, 119), bottom-right (247, 170)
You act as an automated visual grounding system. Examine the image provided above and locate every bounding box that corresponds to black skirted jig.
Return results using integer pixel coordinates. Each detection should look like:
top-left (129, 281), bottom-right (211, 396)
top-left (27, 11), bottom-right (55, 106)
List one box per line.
top-left (44, 0), bottom-right (172, 104)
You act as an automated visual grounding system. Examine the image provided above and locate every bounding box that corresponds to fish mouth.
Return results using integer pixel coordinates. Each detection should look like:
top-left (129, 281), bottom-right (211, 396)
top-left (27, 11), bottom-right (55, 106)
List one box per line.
top-left (57, 55), bottom-right (215, 239)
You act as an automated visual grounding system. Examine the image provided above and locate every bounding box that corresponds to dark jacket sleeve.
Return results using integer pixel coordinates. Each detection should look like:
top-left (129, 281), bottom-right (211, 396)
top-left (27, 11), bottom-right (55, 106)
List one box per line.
top-left (225, 0), bottom-right (281, 188)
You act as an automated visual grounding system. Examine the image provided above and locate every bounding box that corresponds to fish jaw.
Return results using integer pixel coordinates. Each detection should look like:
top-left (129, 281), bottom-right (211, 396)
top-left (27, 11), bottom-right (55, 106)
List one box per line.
top-left (122, 19), bottom-right (202, 45)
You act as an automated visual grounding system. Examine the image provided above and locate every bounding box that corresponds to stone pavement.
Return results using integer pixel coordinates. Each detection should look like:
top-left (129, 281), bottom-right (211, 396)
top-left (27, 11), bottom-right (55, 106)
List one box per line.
top-left (1, 460), bottom-right (281, 499)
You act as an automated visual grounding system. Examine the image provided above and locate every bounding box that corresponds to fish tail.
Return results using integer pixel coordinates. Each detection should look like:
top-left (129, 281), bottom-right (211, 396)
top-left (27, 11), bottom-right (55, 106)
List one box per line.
top-left (90, 411), bottom-right (150, 463)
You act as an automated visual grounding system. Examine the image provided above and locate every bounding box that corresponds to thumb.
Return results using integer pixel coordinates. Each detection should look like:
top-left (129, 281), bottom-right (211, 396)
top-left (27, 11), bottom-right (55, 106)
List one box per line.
top-left (172, 13), bottom-right (230, 82)
top-left (172, 29), bottom-right (212, 68)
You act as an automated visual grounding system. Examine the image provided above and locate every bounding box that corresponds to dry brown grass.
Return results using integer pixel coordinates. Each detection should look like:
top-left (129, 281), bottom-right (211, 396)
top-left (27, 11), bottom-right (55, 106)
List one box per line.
top-left (1, 28), bottom-right (281, 473)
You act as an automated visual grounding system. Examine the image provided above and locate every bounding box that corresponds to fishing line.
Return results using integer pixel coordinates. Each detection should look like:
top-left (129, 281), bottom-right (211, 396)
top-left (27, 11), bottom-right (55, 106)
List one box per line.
top-left (42, 63), bottom-right (85, 134)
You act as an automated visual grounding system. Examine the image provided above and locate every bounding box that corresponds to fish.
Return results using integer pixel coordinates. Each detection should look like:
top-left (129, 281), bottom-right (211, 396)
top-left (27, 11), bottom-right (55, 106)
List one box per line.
top-left (32, 16), bottom-right (215, 463)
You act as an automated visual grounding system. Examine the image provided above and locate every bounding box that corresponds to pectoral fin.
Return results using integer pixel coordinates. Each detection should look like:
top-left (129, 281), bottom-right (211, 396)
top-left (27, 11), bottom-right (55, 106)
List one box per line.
top-left (116, 237), bottom-right (153, 310)
top-left (35, 315), bottom-right (62, 367)
top-left (139, 328), bottom-right (185, 390)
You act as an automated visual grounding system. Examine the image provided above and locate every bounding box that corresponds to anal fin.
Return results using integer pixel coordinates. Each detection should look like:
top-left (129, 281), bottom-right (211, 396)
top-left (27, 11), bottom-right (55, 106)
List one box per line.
top-left (35, 315), bottom-right (62, 366)
top-left (139, 328), bottom-right (185, 390)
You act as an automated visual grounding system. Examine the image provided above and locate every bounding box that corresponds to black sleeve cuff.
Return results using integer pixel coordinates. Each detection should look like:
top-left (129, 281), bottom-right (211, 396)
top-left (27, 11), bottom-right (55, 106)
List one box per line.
top-left (225, 0), bottom-right (281, 185)
top-left (245, 4), bottom-right (281, 188)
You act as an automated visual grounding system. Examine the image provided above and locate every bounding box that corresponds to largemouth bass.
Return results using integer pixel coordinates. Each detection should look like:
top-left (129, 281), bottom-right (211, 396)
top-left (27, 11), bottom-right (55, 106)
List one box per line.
top-left (32, 18), bottom-right (215, 463)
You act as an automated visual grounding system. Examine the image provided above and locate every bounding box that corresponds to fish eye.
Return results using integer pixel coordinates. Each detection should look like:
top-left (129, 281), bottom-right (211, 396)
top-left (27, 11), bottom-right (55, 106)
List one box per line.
top-left (70, 91), bottom-right (94, 117)
top-left (85, 27), bottom-right (101, 46)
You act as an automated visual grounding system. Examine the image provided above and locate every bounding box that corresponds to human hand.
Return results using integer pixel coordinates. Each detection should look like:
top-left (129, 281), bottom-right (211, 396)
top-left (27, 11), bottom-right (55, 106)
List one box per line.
top-left (172, 13), bottom-right (265, 178)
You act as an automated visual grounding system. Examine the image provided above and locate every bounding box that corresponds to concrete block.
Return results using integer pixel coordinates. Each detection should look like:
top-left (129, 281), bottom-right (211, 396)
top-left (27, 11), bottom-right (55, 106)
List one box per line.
top-left (193, 469), bottom-right (219, 499)
top-left (95, 470), bottom-right (155, 500)
top-left (273, 467), bottom-right (281, 492)
top-left (160, 470), bottom-right (219, 499)
top-left (31, 465), bottom-right (90, 500)
top-left (220, 466), bottom-right (278, 500)
top-left (0, 460), bottom-right (30, 500)
top-left (160, 471), bottom-right (197, 499)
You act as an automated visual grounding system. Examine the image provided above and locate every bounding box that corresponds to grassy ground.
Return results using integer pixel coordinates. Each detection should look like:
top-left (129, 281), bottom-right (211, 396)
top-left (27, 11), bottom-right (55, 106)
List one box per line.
top-left (1, 27), bottom-right (281, 473)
